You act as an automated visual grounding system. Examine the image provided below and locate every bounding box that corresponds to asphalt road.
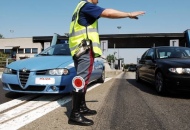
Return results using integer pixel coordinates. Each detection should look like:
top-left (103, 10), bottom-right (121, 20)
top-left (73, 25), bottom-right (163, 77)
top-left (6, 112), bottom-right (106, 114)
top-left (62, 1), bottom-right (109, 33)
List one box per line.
top-left (1, 72), bottom-right (190, 130)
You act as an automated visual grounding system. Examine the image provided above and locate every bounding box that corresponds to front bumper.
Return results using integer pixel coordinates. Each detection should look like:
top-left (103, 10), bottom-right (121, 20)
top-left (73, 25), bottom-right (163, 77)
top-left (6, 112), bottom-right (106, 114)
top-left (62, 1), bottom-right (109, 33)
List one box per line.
top-left (1, 72), bottom-right (74, 94)
top-left (165, 73), bottom-right (190, 92)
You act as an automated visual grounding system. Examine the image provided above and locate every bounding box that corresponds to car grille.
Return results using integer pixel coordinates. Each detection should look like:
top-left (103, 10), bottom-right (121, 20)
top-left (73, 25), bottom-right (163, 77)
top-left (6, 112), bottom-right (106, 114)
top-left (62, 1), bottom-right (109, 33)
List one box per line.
top-left (19, 70), bottom-right (30, 87)
top-left (9, 84), bottom-right (46, 91)
top-left (12, 69), bottom-right (17, 74)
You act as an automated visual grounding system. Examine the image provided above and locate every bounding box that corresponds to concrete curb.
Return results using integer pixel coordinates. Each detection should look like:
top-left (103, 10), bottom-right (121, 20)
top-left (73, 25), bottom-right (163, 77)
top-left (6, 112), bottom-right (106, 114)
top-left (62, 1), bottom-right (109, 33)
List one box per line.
top-left (0, 72), bottom-right (2, 78)
top-left (105, 70), bottom-right (123, 78)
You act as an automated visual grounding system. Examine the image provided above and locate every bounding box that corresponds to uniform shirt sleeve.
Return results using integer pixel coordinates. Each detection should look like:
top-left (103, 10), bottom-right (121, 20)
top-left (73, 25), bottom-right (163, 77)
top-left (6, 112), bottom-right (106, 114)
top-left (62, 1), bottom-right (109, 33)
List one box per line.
top-left (78, 2), bottom-right (105, 26)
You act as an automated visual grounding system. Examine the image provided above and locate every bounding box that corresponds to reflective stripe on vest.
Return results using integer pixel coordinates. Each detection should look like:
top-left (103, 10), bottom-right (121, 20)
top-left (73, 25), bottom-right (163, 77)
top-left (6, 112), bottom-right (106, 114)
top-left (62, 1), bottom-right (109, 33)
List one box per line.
top-left (69, 28), bottom-right (98, 37)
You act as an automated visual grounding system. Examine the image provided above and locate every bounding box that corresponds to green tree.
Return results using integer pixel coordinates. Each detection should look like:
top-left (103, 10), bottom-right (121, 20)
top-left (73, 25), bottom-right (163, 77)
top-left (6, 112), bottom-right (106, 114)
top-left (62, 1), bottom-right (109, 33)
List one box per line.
top-left (0, 34), bottom-right (4, 38)
top-left (0, 52), bottom-right (15, 67)
top-left (106, 54), bottom-right (115, 64)
top-left (0, 52), bottom-right (9, 67)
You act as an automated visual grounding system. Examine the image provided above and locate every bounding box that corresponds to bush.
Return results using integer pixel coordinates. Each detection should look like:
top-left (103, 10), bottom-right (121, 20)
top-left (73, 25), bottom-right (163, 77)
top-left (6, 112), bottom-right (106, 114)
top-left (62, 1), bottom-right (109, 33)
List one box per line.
top-left (0, 52), bottom-right (11, 67)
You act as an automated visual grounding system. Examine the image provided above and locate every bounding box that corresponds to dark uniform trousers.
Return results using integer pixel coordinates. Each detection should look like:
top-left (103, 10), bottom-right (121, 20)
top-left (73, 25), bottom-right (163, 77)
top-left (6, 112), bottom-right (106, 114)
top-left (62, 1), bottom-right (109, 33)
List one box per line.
top-left (73, 48), bottom-right (94, 93)
top-left (68, 48), bottom-right (96, 126)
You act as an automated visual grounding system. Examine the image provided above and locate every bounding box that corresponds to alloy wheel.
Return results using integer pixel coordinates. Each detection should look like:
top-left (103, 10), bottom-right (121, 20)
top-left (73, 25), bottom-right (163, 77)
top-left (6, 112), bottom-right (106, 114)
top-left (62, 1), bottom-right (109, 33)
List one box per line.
top-left (155, 72), bottom-right (164, 93)
top-left (136, 70), bottom-right (140, 82)
top-left (97, 70), bottom-right (105, 83)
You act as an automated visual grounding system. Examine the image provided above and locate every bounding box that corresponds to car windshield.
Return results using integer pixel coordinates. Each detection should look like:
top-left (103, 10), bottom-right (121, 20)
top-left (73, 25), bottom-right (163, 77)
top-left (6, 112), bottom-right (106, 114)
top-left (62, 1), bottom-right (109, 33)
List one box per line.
top-left (39, 43), bottom-right (71, 56)
top-left (156, 47), bottom-right (190, 59)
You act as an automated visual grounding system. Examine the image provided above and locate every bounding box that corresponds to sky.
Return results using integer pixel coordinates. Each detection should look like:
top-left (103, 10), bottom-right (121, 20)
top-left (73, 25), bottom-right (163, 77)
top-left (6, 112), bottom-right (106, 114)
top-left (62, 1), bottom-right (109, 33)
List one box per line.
top-left (1, 0), bottom-right (190, 38)
top-left (1, 0), bottom-right (190, 64)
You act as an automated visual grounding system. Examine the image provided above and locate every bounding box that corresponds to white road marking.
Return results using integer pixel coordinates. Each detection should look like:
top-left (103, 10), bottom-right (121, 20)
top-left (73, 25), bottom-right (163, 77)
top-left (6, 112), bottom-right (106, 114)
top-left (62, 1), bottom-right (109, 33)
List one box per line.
top-left (0, 78), bottom-right (112, 130)
top-left (0, 96), bottom-right (71, 130)
top-left (0, 95), bottom-right (37, 113)
top-left (0, 95), bottom-right (62, 123)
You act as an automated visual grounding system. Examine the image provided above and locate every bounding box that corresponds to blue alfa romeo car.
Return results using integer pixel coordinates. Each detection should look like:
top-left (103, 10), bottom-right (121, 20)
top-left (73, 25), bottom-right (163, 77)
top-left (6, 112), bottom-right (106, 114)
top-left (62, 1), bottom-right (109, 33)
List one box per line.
top-left (1, 38), bottom-right (105, 94)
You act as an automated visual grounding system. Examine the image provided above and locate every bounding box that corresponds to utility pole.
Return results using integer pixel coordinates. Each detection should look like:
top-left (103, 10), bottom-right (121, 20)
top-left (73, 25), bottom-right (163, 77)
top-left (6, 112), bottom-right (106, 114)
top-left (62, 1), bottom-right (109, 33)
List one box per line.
top-left (113, 43), bottom-right (117, 69)
top-left (117, 26), bottom-right (121, 69)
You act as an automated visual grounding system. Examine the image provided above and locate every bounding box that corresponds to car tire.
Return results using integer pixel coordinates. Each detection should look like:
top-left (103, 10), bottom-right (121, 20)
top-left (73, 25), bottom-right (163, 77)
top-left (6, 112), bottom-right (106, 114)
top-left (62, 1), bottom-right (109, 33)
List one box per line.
top-left (155, 71), bottom-right (167, 95)
top-left (135, 69), bottom-right (141, 82)
top-left (97, 69), bottom-right (105, 83)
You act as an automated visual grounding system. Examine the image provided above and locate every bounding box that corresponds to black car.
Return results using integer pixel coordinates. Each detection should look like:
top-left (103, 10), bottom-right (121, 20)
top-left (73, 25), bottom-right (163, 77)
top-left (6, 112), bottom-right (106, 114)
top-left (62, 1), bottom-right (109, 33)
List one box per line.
top-left (136, 46), bottom-right (190, 94)
top-left (127, 64), bottom-right (137, 72)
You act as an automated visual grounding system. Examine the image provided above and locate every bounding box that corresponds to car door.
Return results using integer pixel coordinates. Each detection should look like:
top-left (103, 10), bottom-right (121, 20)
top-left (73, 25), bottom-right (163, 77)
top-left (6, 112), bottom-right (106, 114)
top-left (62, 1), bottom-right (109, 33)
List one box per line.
top-left (90, 59), bottom-right (102, 81)
top-left (89, 61), bottom-right (96, 82)
top-left (138, 50), bottom-right (148, 79)
top-left (144, 48), bottom-right (156, 83)
top-left (93, 60), bottom-right (103, 80)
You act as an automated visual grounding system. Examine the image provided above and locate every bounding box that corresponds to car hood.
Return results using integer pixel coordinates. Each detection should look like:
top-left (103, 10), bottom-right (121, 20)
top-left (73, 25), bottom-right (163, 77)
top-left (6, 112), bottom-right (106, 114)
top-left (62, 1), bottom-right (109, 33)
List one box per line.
top-left (7, 56), bottom-right (73, 71)
top-left (158, 58), bottom-right (190, 67)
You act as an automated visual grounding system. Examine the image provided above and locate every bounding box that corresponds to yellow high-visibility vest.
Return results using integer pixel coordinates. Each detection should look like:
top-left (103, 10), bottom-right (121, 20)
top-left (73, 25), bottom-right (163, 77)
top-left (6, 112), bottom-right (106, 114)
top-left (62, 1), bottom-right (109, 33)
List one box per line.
top-left (69, 1), bottom-right (102, 57)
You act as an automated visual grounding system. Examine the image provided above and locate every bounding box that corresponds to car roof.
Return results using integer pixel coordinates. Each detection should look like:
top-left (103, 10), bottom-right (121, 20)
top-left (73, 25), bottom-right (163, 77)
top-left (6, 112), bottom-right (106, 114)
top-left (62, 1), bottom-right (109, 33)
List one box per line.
top-left (151, 46), bottom-right (189, 49)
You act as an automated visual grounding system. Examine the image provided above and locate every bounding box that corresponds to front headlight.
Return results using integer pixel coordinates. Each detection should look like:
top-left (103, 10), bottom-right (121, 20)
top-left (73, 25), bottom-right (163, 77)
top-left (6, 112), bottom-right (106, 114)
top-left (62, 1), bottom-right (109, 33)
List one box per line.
top-left (169, 68), bottom-right (190, 74)
top-left (46, 68), bottom-right (69, 75)
top-left (3, 68), bottom-right (13, 74)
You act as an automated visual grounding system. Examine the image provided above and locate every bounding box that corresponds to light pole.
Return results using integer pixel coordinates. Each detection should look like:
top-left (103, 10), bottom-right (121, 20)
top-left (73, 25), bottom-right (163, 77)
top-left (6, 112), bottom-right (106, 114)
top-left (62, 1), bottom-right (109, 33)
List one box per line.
top-left (117, 26), bottom-right (121, 34)
top-left (117, 26), bottom-right (122, 60)
top-left (113, 43), bottom-right (117, 69)
top-left (10, 30), bottom-right (14, 38)
top-left (117, 26), bottom-right (122, 69)
top-left (113, 51), bottom-right (117, 69)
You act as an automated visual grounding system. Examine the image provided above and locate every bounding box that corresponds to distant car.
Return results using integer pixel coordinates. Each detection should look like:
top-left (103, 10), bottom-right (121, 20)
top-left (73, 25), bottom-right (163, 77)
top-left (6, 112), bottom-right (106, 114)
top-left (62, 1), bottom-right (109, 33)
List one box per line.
top-left (1, 41), bottom-right (105, 94)
top-left (136, 46), bottom-right (190, 94)
top-left (127, 65), bottom-right (136, 72)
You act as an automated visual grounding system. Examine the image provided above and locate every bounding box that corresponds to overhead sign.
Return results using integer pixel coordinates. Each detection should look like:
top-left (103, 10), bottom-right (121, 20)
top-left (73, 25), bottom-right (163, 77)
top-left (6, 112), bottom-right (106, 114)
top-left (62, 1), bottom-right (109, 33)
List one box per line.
top-left (170, 39), bottom-right (179, 46)
top-left (100, 40), bottom-right (108, 52)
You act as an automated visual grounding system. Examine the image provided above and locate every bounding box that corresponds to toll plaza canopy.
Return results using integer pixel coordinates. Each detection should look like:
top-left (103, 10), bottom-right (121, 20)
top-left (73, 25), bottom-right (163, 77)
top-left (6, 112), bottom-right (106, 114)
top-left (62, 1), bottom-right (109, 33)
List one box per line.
top-left (33, 29), bottom-right (190, 49)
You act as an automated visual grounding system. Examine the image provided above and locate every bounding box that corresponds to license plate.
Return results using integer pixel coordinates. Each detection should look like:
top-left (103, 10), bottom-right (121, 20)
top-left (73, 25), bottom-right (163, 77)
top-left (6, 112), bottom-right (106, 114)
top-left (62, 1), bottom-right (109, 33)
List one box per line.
top-left (35, 77), bottom-right (55, 85)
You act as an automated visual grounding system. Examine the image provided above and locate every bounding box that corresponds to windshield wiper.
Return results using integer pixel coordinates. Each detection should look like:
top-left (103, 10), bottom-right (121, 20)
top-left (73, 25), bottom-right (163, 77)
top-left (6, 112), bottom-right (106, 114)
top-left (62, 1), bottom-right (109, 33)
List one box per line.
top-left (53, 54), bottom-right (71, 56)
top-left (39, 53), bottom-right (52, 56)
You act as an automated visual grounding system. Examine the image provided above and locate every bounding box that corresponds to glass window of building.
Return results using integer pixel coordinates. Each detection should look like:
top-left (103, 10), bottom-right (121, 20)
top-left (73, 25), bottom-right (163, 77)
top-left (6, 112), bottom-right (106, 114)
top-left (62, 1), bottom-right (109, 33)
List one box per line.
top-left (32, 48), bottom-right (38, 54)
top-left (18, 49), bottom-right (24, 54)
top-left (25, 48), bottom-right (31, 53)
top-left (5, 49), bottom-right (11, 54)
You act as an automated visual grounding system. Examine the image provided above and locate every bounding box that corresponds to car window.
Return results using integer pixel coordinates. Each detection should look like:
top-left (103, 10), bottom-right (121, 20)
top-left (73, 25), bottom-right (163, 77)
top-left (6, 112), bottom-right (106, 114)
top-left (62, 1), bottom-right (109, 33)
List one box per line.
top-left (141, 50), bottom-right (148, 60)
top-left (146, 49), bottom-right (154, 58)
top-left (185, 50), bottom-right (190, 56)
top-left (39, 44), bottom-right (71, 56)
top-left (156, 49), bottom-right (172, 59)
top-left (156, 47), bottom-right (190, 59)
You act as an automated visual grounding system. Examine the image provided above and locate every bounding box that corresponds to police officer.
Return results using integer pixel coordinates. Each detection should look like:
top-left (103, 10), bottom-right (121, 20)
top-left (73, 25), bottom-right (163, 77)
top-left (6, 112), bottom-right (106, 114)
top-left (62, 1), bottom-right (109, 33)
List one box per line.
top-left (68, 0), bottom-right (145, 126)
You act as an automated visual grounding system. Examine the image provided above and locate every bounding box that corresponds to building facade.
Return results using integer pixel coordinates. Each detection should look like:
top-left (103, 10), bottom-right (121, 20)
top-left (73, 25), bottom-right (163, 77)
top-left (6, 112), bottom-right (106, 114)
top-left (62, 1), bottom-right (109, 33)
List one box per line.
top-left (0, 38), bottom-right (43, 60)
top-left (0, 29), bottom-right (189, 64)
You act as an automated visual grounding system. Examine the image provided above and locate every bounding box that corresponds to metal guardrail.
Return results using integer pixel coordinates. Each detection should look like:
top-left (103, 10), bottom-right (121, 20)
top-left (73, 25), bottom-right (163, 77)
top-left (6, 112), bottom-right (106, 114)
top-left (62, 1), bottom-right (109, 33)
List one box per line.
top-left (0, 57), bottom-right (16, 67)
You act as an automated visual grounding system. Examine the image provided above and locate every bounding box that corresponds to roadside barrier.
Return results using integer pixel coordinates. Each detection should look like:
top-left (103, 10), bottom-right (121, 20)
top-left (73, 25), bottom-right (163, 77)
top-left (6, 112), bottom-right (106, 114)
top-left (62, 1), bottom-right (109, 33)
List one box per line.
top-left (0, 57), bottom-right (15, 67)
